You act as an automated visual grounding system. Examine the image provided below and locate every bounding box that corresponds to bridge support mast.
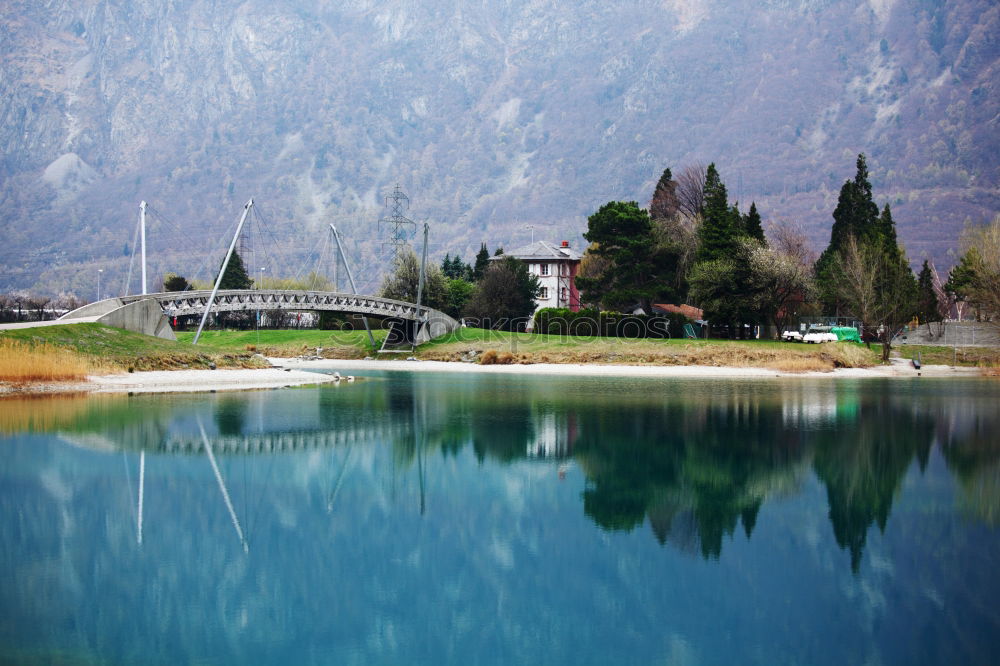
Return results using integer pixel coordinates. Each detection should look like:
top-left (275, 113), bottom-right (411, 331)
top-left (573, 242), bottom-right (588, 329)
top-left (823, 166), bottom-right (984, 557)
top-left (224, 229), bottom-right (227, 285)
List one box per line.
top-left (415, 222), bottom-right (428, 312)
top-left (194, 199), bottom-right (253, 344)
top-left (330, 224), bottom-right (377, 351)
top-left (140, 201), bottom-right (148, 295)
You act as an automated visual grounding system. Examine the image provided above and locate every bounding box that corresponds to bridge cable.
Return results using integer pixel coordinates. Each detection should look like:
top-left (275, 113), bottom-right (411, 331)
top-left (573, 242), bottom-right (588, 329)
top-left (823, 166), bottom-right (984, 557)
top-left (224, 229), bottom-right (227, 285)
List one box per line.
top-left (120, 214), bottom-right (142, 296)
top-left (145, 203), bottom-right (231, 289)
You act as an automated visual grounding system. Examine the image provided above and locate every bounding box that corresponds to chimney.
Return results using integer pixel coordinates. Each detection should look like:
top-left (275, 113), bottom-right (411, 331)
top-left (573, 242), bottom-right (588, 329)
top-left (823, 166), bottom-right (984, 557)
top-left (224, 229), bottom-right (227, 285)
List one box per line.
top-left (560, 240), bottom-right (569, 247)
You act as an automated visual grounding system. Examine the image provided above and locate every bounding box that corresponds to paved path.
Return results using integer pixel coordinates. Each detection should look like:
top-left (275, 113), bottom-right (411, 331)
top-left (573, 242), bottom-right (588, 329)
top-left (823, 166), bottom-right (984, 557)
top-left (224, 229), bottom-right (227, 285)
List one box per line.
top-left (0, 317), bottom-right (100, 331)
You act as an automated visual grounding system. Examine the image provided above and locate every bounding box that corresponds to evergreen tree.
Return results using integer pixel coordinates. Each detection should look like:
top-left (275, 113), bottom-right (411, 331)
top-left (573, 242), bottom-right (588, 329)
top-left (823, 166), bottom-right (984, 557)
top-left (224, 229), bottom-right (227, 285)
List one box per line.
top-left (493, 246), bottom-right (504, 256)
top-left (944, 248), bottom-right (980, 303)
top-left (822, 154), bottom-right (880, 257)
top-left (743, 202), bottom-right (765, 242)
top-left (473, 243), bottom-right (490, 281)
top-left (217, 251), bottom-right (253, 290)
top-left (576, 201), bottom-right (681, 312)
top-left (696, 163), bottom-right (741, 262)
top-left (816, 154), bottom-right (882, 311)
top-left (916, 260), bottom-right (941, 325)
top-left (649, 167), bottom-right (679, 220)
top-left (163, 273), bottom-right (190, 292)
top-left (876, 204), bottom-right (901, 262)
top-left (463, 256), bottom-right (541, 330)
top-left (441, 253), bottom-right (469, 280)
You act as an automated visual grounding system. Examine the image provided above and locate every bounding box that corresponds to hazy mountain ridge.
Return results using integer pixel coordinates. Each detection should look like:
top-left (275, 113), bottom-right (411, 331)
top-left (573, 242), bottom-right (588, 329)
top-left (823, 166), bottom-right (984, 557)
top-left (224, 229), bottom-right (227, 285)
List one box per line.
top-left (0, 0), bottom-right (997, 295)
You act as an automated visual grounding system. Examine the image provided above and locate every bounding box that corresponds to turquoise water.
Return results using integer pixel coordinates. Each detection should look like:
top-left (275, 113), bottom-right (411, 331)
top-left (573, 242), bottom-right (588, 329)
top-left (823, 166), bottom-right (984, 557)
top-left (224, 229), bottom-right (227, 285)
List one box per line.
top-left (1, 372), bottom-right (999, 664)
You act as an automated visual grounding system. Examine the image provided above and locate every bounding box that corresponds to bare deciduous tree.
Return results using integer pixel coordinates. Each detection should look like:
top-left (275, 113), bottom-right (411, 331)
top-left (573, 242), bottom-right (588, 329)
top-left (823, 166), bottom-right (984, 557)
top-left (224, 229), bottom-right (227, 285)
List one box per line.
top-left (766, 219), bottom-right (816, 267)
top-left (378, 247), bottom-right (448, 311)
top-left (652, 214), bottom-right (700, 295)
top-left (837, 236), bottom-right (917, 361)
top-left (746, 241), bottom-right (816, 337)
top-left (953, 215), bottom-right (1000, 324)
top-left (674, 163), bottom-right (707, 220)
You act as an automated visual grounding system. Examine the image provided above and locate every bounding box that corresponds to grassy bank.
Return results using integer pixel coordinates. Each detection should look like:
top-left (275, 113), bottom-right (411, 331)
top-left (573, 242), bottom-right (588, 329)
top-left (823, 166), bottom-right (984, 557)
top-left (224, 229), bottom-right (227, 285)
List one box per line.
top-left (10, 324), bottom-right (995, 384)
top-left (175, 327), bottom-right (878, 372)
top-left (416, 328), bottom-right (879, 372)
top-left (0, 323), bottom-right (267, 383)
top-left (888, 344), bottom-right (1000, 370)
top-left (175, 328), bottom-right (385, 358)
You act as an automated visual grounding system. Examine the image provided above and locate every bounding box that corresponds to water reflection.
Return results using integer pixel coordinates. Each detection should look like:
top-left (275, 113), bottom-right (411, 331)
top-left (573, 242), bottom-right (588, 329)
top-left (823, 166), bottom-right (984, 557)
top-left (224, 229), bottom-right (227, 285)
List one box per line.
top-left (3, 377), bottom-right (1000, 664)
top-left (2, 377), bottom-right (998, 572)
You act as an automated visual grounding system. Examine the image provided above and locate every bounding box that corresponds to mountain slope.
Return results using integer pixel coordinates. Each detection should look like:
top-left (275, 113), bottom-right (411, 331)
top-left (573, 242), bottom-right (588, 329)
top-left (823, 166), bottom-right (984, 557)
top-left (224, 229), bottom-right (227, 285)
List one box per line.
top-left (0, 0), bottom-right (997, 295)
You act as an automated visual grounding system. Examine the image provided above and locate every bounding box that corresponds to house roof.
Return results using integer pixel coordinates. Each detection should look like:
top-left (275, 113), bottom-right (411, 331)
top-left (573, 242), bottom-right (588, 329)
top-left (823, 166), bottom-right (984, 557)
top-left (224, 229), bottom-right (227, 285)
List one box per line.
top-left (496, 240), bottom-right (582, 261)
top-left (652, 303), bottom-right (704, 320)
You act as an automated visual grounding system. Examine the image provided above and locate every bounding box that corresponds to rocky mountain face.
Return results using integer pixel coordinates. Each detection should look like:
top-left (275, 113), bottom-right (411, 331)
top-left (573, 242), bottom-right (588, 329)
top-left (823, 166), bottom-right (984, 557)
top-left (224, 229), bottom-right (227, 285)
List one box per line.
top-left (1, 0), bottom-right (997, 296)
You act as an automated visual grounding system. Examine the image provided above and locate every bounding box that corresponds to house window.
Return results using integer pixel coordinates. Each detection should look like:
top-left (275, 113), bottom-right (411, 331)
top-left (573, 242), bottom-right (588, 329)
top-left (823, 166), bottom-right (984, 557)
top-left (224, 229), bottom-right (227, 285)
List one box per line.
top-left (539, 287), bottom-right (549, 299)
top-left (561, 287), bottom-right (567, 302)
top-left (539, 263), bottom-right (550, 276)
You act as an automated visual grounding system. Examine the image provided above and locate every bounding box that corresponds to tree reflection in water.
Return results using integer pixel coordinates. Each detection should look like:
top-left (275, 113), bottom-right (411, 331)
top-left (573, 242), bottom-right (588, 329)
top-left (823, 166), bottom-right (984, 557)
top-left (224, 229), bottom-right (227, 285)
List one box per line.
top-left (10, 375), bottom-right (998, 573)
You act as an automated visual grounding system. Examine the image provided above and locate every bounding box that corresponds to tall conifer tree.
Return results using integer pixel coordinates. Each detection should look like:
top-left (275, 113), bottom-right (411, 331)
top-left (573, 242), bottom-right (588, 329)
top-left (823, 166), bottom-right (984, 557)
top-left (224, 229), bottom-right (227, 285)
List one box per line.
top-left (916, 260), bottom-right (941, 325)
top-left (696, 163), bottom-right (740, 262)
top-left (649, 168), bottom-right (679, 220)
top-left (816, 154), bottom-right (881, 311)
top-left (877, 204), bottom-right (901, 264)
top-left (743, 202), bottom-right (765, 242)
top-left (218, 251), bottom-right (253, 290)
top-left (473, 243), bottom-right (490, 281)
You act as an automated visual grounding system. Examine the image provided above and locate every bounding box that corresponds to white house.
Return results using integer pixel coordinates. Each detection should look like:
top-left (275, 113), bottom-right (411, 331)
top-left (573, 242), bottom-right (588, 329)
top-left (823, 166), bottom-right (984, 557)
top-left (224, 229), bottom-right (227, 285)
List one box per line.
top-left (496, 240), bottom-right (583, 316)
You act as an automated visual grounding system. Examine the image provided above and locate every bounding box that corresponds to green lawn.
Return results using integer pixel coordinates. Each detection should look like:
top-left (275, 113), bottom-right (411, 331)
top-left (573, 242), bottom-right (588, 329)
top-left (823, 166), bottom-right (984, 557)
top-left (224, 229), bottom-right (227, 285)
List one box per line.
top-left (175, 328), bottom-right (386, 356)
top-left (881, 343), bottom-right (1000, 368)
top-left (23, 324), bottom-right (993, 372)
top-left (0, 323), bottom-right (267, 371)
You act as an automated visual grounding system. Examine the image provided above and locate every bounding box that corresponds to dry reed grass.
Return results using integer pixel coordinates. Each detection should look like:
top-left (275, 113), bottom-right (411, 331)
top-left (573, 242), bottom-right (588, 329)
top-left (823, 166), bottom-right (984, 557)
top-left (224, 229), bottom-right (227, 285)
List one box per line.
top-left (0, 392), bottom-right (94, 434)
top-left (426, 339), bottom-right (877, 371)
top-left (764, 357), bottom-right (834, 373)
top-left (0, 339), bottom-right (100, 384)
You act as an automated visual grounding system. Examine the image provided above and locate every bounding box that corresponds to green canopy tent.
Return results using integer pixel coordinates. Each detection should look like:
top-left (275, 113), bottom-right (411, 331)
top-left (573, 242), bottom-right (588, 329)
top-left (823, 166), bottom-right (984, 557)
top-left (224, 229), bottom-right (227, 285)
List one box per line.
top-left (831, 326), bottom-right (861, 343)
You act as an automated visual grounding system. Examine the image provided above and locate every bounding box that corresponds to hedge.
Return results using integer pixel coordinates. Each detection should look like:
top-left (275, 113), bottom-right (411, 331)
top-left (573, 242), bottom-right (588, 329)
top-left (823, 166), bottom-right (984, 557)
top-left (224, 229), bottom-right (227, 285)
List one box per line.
top-left (532, 308), bottom-right (690, 339)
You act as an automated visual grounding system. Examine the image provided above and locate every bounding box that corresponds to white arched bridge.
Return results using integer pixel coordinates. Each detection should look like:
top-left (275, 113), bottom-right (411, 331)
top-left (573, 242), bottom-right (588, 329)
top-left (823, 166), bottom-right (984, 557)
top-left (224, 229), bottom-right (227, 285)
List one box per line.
top-left (58, 289), bottom-right (460, 344)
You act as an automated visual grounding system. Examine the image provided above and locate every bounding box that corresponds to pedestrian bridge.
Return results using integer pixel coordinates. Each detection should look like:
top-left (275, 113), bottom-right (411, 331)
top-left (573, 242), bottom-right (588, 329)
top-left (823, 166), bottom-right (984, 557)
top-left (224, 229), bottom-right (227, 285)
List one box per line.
top-left (59, 289), bottom-right (460, 343)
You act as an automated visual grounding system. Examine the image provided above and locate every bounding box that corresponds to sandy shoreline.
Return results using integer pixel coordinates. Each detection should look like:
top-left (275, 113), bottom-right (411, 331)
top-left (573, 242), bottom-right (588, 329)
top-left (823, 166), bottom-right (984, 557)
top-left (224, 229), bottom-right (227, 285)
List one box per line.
top-left (0, 368), bottom-right (345, 396)
top-left (276, 357), bottom-right (982, 379)
top-left (0, 358), bottom-right (985, 396)
top-left (84, 367), bottom-right (341, 393)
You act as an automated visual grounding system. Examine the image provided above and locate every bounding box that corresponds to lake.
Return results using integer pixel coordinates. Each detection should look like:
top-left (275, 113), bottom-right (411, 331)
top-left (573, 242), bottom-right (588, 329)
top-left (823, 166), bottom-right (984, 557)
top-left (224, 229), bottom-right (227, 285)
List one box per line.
top-left (1, 371), bottom-right (998, 665)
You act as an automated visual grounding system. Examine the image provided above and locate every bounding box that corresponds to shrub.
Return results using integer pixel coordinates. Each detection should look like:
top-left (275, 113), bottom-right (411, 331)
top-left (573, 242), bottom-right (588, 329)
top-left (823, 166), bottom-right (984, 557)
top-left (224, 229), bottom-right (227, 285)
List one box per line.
top-left (533, 307), bottom-right (689, 339)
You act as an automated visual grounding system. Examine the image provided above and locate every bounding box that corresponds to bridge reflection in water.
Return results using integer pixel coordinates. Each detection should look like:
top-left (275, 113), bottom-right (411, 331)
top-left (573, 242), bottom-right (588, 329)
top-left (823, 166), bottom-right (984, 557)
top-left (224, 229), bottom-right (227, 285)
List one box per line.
top-left (3, 376), bottom-right (1000, 665)
top-left (10, 374), bottom-right (998, 570)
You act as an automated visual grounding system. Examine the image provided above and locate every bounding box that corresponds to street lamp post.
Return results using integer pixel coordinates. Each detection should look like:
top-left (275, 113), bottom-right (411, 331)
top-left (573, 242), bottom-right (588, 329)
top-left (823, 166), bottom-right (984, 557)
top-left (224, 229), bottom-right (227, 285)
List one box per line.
top-left (524, 224), bottom-right (535, 244)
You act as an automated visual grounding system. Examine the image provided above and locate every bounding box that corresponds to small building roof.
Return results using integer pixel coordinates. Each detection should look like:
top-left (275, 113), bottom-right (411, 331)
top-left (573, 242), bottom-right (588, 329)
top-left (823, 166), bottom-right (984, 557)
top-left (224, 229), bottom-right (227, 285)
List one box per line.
top-left (653, 303), bottom-right (704, 320)
top-left (496, 240), bottom-right (582, 261)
